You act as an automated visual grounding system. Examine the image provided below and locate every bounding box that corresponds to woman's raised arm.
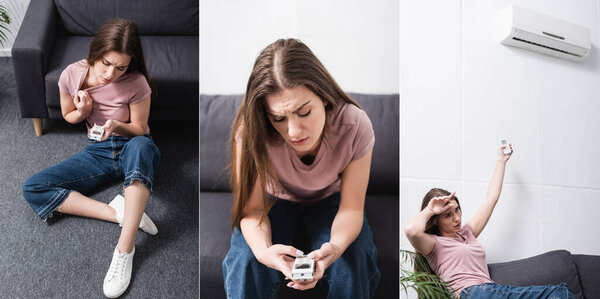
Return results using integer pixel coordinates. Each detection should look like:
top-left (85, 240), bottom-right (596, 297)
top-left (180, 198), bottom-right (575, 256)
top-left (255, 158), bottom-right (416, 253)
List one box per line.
top-left (467, 144), bottom-right (513, 238)
top-left (405, 193), bottom-right (454, 256)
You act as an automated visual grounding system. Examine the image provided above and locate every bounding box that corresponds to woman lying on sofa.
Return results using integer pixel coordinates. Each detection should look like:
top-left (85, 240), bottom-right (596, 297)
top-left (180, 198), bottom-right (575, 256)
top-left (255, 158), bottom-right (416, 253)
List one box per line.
top-left (405, 144), bottom-right (575, 299)
top-left (22, 18), bottom-right (160, 298)
top-left (222, 38), bottom-right (380, 298)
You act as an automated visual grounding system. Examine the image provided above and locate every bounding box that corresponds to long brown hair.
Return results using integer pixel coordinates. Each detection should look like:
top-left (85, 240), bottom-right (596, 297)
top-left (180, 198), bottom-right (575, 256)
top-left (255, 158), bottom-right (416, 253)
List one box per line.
top-left (229, 38), bottom-right (361, 229)
top-left (416, 188), bottom-right (461, 274)
top-left (87, 18), bottom-right (155, 98)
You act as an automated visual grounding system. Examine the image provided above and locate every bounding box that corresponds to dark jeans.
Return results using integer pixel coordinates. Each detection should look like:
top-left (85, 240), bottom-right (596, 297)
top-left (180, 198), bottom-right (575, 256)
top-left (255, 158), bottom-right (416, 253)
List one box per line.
top-left (22, 135), bottom-right (160, 220)
top-left (222, 193), bottom-right (380, 299)
top-left (460, 282), bottom-right (575, 299)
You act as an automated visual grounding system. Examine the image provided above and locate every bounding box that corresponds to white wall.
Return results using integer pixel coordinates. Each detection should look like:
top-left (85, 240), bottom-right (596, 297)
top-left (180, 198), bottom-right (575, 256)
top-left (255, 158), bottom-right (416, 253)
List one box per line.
top-left (401, 0), bottom-right (600, 271)
top-left (0, 0), bottom-right (30, 56)
top-left (200, 0), bottom-right (399, 94)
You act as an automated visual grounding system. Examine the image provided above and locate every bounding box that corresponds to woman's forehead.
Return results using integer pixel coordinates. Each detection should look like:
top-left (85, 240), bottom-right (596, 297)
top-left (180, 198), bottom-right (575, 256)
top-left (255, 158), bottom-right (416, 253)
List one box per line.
top-left (265, 86), bottom-right (316, 114)
top-left (102, 51), bottom-right (131, 66)
top-left (446, 200), bottom-right (459, 209)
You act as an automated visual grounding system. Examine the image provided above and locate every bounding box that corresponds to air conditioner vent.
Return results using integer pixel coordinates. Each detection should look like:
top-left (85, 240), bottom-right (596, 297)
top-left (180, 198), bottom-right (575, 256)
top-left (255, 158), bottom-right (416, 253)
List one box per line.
top-left (512, 37), bottom-right (581, 58)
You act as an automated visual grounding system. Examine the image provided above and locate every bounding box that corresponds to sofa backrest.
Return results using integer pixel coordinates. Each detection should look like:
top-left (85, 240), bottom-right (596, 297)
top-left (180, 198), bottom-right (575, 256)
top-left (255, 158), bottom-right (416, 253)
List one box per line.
top-left (200, 94), bottom-right (399, 195)
top-left (488, 250), bottom-right (584, 299)
top-left (54, 0), bottom-right (198, 35)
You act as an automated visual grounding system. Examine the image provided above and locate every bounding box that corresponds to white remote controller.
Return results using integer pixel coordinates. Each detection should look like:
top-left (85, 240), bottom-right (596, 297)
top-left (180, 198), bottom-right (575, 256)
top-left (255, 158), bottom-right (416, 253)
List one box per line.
top-left (291, 255), bottom-right (314, 282)
top-left (89, 124), bottom-right (104, 141)
top-left (500, 138), bottom-right (512, 155)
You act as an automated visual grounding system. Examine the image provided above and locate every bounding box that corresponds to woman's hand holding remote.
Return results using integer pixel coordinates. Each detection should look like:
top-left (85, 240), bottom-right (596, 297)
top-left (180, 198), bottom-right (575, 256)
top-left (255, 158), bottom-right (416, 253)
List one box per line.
top-left (101, 119), bottom-right (120, 141)
top-left (287, 242), bottom-right (341, 291)
top-left (256, 244), bottom-right (302, 281)
top-left (498, 144), bottom-right (513, 163)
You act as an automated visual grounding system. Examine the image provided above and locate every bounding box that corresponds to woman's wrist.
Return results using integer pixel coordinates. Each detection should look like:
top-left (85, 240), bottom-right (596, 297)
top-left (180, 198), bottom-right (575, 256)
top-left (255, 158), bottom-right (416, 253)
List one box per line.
top-left (424, 206), bottom-right (436, 217)
top-left (328, 241), bottom-right (342, 261)
top-left (253, 247), bottom-right (267, 264)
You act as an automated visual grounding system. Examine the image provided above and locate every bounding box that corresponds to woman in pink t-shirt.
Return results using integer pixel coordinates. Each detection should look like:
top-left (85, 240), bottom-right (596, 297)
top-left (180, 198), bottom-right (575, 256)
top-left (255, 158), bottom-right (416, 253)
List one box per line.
top-left (22, 19), bottom-right (160, 298)
top-left (405, 145), bottom-right (575, 298)
top-left (222, 39), bottom-right (380, 298)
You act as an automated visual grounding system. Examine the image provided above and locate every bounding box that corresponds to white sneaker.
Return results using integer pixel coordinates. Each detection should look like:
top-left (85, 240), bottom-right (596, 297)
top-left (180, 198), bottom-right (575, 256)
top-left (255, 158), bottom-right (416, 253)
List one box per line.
top-left (103, 245), bottom-right (135, 298)
top-left (109, 194), bottom-right (158, 235)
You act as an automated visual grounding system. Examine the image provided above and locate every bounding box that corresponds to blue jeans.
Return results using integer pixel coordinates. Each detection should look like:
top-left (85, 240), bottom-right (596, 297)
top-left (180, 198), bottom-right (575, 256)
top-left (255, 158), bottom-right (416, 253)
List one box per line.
top-left (460, 282), bottom-right (575, 299)
top-left (22, 135), bottom-right (161, 220)
top-left (222, 193), bottom-right (380, 299)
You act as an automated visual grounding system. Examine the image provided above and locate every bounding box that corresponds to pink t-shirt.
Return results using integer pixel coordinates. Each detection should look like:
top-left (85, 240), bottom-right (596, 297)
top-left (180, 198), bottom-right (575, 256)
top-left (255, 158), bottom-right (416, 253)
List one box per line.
top-left (265, 103), bottom-right (375, 203)
top-left (425, 224), bottom-right (494, 296)
top-left (58, 60), bottom-right (152, 136)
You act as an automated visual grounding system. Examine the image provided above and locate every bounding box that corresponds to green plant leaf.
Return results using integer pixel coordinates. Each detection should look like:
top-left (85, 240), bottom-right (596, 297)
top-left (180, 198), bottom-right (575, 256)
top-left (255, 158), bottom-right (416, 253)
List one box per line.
top-left (0, 4), bottom-right (10, 47)
top-left (400, 249), bottom-right (456, 298)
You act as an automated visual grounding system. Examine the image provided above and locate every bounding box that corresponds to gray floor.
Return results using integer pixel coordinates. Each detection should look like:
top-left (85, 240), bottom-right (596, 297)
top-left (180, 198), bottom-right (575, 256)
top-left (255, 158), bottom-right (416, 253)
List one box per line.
top-left (0, 57), bottom-right (199, 298)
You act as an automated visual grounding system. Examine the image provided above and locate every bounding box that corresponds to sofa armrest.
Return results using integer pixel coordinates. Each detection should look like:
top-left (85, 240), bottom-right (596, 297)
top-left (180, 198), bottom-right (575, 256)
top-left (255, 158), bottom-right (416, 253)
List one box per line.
top-left (12, 0), bottom-right (57, 118)
top-left (573, 254), bottom-right (600, 299)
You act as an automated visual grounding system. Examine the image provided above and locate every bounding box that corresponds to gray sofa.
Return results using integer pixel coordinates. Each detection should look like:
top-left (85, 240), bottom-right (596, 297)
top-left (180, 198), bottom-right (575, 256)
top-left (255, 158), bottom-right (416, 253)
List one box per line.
top-left (488, 250), bottom-right (600, 299)
top-left (12, 0), bottom-right (198, 136)
top-left (200, 94), bottom-right (399, 298)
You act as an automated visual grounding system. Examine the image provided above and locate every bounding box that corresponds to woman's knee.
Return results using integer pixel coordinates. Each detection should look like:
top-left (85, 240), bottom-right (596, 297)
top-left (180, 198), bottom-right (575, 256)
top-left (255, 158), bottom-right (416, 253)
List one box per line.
top-left (126, 136), bottom-right (160, 157)
top-left (224, 235), bottom-right (256, 269)
top-left (324, 241), bottom-right (380, 296)
top-left (222, 236), bottom-right (280, 298)
top-left (550, 284), bottom-right (574, 299)
top-left (122, 136), bottom-right (161, 171)
top-left (329, 244), bottom-right (378, 276)
top-left (22, 173), bottom-right (45, 202)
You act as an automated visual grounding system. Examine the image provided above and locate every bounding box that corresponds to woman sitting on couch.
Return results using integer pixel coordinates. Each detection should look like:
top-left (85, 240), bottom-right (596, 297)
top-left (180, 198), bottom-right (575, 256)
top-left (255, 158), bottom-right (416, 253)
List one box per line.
top-left (405, 144), bottom-right (575, 299)
top-left (222, 38), bottom-right (380, 298)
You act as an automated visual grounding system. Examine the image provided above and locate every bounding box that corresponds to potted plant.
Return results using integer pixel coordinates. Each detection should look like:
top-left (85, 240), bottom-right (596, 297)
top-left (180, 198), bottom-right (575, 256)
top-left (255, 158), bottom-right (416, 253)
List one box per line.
top-left (0, 4), bottom-right (11, 47)
top-left (401, 249), bottom-right (455, 298)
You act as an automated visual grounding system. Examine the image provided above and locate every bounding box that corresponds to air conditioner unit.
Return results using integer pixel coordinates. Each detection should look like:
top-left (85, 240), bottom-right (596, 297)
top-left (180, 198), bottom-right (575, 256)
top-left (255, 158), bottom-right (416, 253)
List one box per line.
top-left (498, 4), bottom-right (591, 62)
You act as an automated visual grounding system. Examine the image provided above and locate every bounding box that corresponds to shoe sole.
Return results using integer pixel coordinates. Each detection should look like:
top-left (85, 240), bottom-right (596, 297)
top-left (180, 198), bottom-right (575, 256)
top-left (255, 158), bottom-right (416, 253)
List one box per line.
top-left (104, 287), bottom-right (128, 299)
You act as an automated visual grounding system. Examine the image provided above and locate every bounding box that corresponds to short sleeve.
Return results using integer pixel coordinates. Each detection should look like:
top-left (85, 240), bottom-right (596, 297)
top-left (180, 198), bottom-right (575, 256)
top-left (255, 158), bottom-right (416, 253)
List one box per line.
top-left (461, 224), bottom-right (475, 239)
top-left (58, 64), bottom-right (73, 95)
top-left (129, 74), bottom-right (152, 104)
top-left (352, 108), bottom-right (375, 161)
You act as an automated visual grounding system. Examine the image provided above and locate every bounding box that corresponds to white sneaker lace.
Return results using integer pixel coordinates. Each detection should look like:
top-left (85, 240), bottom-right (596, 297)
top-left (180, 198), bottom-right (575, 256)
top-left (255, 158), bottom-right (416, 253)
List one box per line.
top-left (107, 252), bottom-right (128, 282)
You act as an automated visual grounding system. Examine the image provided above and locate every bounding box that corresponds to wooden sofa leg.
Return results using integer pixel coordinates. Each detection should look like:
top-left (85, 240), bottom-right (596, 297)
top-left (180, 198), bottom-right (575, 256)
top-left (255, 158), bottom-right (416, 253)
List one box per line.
top-left (33, 118), bottom-right (43, 136)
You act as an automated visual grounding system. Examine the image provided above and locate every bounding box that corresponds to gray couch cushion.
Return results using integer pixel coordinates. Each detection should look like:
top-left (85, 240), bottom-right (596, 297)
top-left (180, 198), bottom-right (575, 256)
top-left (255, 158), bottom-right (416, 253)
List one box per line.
top-left (488, 250), bottom-right (583, 299)
top-left (199, 95), bottom-right (241, 192)
top-left (573, 254), bottom-right (600, 299)
top-left (364, 194), bottom-right (399, 298)
top-left (55, 0), bottom-right (198, 35)
top-left (199, 94), bottom-right (399, 195)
